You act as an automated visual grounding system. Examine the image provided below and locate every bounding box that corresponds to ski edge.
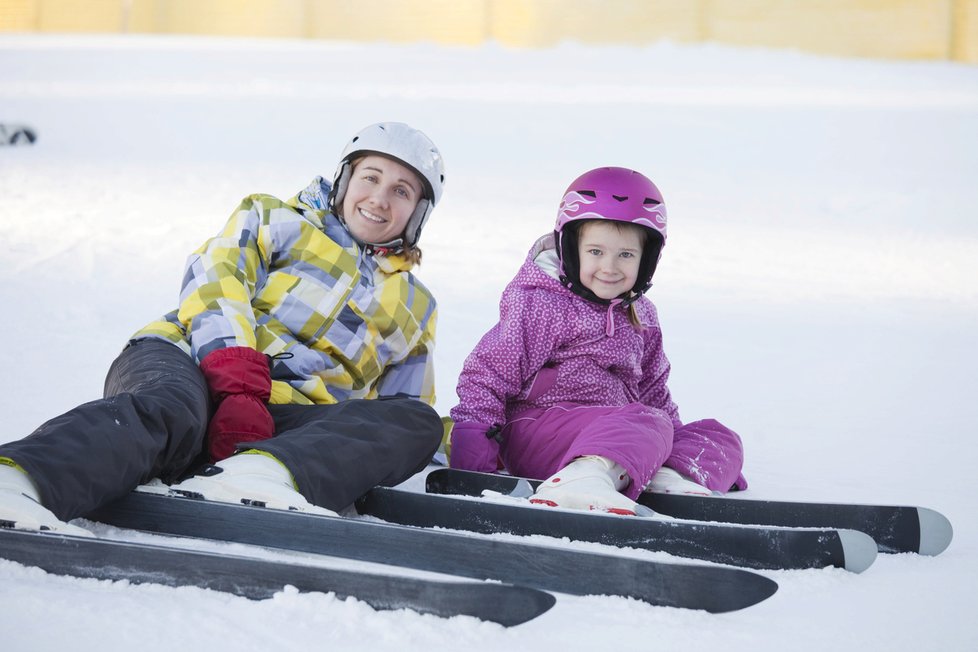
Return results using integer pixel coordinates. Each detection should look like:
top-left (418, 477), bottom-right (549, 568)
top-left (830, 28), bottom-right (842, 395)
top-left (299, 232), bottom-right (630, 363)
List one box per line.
top-left (425, 467), bottom-right (953, 556)
top-left (361, 486), bottom-right (876, 573)
top-left (87, 491), bottom-right (778, 613)
top-left (0, 526), bottom-right (555, 627)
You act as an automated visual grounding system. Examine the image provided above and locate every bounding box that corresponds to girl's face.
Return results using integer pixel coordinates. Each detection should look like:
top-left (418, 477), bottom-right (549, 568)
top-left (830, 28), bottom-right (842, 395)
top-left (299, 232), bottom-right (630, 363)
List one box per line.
top-left (341, 155), bottom-right (422, 245)
top-left (576, 220), bottom-right (643, 300)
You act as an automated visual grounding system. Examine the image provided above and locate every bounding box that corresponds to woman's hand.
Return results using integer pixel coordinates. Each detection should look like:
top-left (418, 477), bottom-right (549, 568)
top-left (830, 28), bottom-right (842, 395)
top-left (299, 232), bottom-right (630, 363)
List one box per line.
top-left (200, 346), bottom-right (275, 462)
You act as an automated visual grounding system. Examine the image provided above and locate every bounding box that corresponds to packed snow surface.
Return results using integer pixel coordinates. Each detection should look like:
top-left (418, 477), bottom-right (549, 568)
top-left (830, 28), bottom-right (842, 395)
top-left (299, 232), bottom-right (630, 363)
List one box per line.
top-left (1, 34), bottom-right (976, 651)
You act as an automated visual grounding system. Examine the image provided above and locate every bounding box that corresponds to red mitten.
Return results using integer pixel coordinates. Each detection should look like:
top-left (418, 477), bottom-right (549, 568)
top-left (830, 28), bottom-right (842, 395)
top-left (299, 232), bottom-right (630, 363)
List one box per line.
top-left (200, 346), bottom-right (275, 462)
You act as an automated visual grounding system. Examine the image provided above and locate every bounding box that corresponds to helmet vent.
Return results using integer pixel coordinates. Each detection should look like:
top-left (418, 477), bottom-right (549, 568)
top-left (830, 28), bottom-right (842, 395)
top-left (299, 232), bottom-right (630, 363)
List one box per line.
top-left (644, 198), bottom-right (661, 206)
top-left (578, 190), bottom-right (596, 197)
top-left (612, 195), bottom-right (628, 202)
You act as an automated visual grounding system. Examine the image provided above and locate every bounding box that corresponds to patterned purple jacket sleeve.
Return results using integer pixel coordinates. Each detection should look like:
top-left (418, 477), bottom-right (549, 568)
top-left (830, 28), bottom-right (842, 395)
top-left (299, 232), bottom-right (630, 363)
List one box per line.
top-left (636, 300), bottom-right (681, 424)
top-left (451, 283), bottom-right (561, 426)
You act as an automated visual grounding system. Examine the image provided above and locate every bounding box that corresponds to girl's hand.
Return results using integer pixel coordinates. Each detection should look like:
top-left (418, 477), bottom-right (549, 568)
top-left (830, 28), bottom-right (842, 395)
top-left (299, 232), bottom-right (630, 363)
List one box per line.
top-left (448, 422), bottom-right (502, 473)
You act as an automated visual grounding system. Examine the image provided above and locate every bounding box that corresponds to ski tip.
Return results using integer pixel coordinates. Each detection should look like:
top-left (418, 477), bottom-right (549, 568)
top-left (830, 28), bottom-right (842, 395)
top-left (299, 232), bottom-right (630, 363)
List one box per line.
top-left (838, 529), bottom-right (878, 573)
top-left (916, 507), bottom-right (953, 556)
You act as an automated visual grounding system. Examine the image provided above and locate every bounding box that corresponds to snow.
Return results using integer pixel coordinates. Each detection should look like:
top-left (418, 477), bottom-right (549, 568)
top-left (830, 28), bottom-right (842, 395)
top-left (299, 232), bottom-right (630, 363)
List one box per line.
top-left (1, 33), bottom-right (977, 651)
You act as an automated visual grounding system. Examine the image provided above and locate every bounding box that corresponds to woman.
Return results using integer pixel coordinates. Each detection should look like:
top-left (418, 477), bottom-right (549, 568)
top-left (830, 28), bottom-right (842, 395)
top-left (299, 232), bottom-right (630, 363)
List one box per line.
top-left (0, 122), bottom-right (447, 534)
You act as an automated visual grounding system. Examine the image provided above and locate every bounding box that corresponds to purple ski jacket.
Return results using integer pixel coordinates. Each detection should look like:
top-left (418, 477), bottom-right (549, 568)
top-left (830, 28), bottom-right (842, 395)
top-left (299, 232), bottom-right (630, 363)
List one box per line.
top-left (451, 233), bottom-right (747, 494)
top-left (451, 234), bottom-right (680, 428)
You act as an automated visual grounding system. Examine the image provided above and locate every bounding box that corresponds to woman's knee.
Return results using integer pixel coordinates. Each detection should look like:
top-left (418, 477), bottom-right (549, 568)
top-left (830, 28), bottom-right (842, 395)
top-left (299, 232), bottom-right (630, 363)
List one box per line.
top-left (376, 397), bottom-right (442, 436)
top-left (105, 340), bottom-right (207, 399)
top-left (105, 340), bottom-right (210, 432)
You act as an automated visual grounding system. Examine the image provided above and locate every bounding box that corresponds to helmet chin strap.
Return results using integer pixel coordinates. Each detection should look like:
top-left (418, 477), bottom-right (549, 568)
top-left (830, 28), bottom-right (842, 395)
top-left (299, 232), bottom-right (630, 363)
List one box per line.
top-left (558, 271), bottom-right (642, 307)
top-left (334, 210), bottom-right (407, 254)
top-left (359, 239), bottom-right (405, 257)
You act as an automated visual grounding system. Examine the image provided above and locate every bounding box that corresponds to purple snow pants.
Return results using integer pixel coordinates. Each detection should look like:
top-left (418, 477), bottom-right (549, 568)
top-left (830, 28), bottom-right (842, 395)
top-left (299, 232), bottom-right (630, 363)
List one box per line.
top-left (499, 403), bottom-right (746, 499)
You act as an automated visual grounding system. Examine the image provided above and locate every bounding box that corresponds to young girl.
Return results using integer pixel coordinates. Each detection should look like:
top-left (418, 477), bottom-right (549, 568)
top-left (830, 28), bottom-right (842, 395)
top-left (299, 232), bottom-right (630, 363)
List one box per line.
top-left (449, 167), bottom-right (747, 515)
top-left (0, 122), bottom-right (446, 534)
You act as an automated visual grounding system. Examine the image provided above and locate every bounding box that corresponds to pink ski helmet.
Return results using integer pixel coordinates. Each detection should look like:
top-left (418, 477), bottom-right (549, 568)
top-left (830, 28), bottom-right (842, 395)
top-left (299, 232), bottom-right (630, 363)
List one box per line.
top-left (554, 167), bottom-right (667, 304)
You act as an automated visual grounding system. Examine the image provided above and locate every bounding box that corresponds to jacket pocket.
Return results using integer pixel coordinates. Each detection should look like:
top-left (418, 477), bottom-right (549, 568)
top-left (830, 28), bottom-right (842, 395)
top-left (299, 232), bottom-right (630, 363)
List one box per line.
top-left (525, 365), bottom-right (559, 403)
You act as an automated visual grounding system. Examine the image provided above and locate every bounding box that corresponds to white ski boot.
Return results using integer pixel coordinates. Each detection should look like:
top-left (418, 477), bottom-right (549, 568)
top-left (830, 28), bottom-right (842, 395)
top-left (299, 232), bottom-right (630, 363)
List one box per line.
top-left (169, 451), bottom-right (337, 516)
top-left (529, 455), bottom-right (653, 517)
top-left (0, 462), bottom-right (94, 537)
top-left (648, 466), bottom-right (715, 496)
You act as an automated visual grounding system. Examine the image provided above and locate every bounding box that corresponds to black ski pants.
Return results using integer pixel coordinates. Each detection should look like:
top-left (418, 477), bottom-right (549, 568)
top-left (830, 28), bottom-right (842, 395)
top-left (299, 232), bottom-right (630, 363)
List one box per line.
top-left (0, 339), bottom-right (442, 521)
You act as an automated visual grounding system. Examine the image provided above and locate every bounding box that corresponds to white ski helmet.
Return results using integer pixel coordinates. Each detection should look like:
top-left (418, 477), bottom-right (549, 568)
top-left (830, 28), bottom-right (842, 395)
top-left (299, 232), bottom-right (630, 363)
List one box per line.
top-left (328, 122), bottom-right (445, 250)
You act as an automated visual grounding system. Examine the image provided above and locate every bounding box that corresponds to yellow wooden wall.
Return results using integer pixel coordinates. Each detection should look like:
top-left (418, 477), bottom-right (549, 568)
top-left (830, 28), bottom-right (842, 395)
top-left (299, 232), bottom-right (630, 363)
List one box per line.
top-left (1, 0), bottom-right (976, 63)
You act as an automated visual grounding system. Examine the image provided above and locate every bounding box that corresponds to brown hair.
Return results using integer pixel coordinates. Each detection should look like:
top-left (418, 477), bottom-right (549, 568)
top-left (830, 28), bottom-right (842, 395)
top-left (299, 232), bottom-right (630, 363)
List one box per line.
top-left (627, 303), bottom-right (643, 330)
top-left (403, 247), bottom-right (423, 265)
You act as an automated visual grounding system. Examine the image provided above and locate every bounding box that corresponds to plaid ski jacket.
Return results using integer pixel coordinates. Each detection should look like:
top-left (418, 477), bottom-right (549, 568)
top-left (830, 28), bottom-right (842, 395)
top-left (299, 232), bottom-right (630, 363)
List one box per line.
top-left (133, 177), bottom-right (438, 406)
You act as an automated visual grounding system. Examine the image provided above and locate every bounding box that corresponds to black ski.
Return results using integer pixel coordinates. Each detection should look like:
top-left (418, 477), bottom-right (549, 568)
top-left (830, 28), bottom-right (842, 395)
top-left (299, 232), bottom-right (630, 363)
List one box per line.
top-left (84, 491), bottom-right (777, 613)
top-left (0, 527), bottom-right (553, 626)
top-left (355, 486), bottom-right (876, 572)
top-left (425, 467), bottom-right (953, 555)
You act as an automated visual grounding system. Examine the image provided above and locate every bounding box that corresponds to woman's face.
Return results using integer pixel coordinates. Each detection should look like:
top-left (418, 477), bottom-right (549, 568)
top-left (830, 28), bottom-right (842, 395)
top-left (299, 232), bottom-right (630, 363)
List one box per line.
top-left (341, 155), bottom-right (422, 245)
